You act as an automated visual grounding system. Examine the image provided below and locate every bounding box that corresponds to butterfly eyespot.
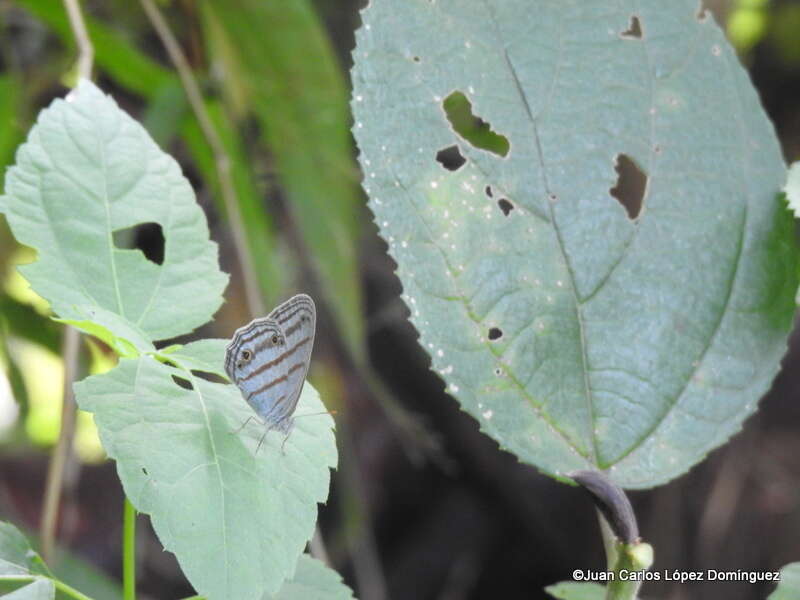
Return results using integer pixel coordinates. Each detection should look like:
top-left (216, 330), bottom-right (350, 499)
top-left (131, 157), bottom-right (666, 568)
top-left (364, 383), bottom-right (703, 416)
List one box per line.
top-left (241, 349), bottom-right (252, 361)
top-left (272, 335), bottom-right (279, 344)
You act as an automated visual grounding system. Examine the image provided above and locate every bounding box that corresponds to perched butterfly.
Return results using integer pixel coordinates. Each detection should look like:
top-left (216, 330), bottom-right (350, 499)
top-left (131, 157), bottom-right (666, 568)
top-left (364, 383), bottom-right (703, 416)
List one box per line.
top-left (225, 294), bottom-right (316, 451)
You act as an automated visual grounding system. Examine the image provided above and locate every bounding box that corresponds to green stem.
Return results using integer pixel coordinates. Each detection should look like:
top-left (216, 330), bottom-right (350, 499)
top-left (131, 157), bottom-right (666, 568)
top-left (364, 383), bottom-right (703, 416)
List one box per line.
top-left (123, 498), bottom-right (137, 600)
top-left (53, 577), bottom-right (96, 600)
top-left (2, 576), bottom-right (94, 600)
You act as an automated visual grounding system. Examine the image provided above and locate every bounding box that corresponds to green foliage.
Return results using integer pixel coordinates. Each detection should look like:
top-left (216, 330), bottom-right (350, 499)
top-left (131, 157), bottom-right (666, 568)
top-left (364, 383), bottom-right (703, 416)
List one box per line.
top-left (545, 582), bottom-right (606, 600)
top-left (3, 80), bottom-right (227, 343)
top-left (768, 563), bottom-right (800, 599)
top-left (272, 555), bottom-right (355, 600)
top-left (76, 354), bottom-right (336, 600)
top-left (351, 1), bottom-right (800, 488)
top-left (0, 522), bottom-right (55, 598)
top-left (1, 81), bottom-right (339, 599)
top-left (202, 0), bottom-right (364, 359)
top-left (0, 522), bottom-right (353, 600)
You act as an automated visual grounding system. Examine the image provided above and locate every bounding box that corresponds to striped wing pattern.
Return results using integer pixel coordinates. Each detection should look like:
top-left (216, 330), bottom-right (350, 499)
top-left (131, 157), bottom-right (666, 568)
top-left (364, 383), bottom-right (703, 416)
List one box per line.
top-left (224, 294), bottom-right (316, 434)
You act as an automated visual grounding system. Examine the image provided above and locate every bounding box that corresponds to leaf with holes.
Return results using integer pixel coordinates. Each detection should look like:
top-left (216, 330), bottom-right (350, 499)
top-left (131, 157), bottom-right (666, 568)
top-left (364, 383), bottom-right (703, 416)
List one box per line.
top-left (2, 79), bottom-right (228, 342)
top-left (75, 356), bottom-right (337, 600)
top-left (352, 1), bottom-right (799, 488)
top-left (272, 555), bottom-right (355, 600)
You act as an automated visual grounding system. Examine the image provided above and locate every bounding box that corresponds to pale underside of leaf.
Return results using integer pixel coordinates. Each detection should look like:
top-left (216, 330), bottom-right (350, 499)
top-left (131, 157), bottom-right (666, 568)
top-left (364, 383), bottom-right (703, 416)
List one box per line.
top-left (75, 356), bottom-right (337, 599)
top-left (3, 80), bottom-right (227, 342)
top-left (352, 0), bottom-right (798, 488)
top-left (269, 555), bottom-right (356, 600)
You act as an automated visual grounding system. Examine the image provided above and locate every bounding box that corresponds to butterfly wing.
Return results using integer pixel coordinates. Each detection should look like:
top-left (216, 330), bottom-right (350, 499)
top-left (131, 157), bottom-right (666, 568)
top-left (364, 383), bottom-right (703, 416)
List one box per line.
top-left (263, 294), bottom-right (316, 430)
top-left (224, 316), bottom-right (291, 423)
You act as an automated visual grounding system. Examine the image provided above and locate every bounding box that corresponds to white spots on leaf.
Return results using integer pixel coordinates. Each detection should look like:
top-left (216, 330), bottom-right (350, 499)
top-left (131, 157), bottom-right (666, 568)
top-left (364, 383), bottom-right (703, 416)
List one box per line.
top-left (434, 95), bottom-right (442, 102)
top-left (556, 280), bottom-right (564, 288)
top-left (711, 44), bottom-right (721, 56)
top-left (437, 349), bottom-right (444, 357)
top-left (356, 121), bottom-right (363, 129)
top-left (430, 181), bottom-right (439, 189)
top-left (355, 95), bottom-right (363, 102)
top-left (401, 240), bottom-right (408, 248)
top-left (482, 409), bottom-right (493, 419)
top-left (449, 383), bottom-right (459, 393)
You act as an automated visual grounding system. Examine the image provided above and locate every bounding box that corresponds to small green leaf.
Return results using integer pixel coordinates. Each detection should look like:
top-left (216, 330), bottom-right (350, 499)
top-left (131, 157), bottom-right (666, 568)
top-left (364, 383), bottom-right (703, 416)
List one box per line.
top-left (546, 582), bottom-right (606, 600)
top-left (272, 555), bottom-right (355, 600)
top-left (0, 523), bottom-right (55, 599)
top-left (0, 522), bottom-right (45, 577)
top-left (768, 563), bottom-right (800, 599)
top-left (75, 356), bottom-right (337, 599)
top-left (352, 0), bottom-right (800, 488)
top-left (1, 579), bottom-right (54, 600)
top-left (3, 80), bottom-right (228, 342)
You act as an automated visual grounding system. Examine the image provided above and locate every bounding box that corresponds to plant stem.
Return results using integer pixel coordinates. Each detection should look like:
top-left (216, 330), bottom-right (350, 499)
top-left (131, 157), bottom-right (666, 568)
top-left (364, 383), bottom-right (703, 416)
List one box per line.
top-left (40, 325), bottom-right (81, 563)
top-left (62, 0), bottom-right (94, 80)
top-left (123, 498), bottom-right (137, 600)
top-left (53, 577), bottom-right (96, 600)
top-left (139, 0), bottom-right (264, 318)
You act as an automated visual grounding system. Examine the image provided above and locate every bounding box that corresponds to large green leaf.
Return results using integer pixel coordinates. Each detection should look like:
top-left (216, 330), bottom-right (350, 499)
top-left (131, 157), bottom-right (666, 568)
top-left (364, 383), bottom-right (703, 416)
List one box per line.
top-left (272, 555), bottom-right (355, 600)
top-left (2, 80), bottom-right (227, 342)
top-left (768, 563), bottom-right (800, 600)
top-left (352, 1), bottom-right (799, 487)
top-left (202, 0), bottom-right (364, 359)
top-left (75, 355), bottom-right (337, 600)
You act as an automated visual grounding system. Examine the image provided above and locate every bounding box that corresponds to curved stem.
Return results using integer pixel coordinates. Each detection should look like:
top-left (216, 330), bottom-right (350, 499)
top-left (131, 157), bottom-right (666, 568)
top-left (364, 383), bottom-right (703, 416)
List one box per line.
top-left (123, 498), bottom-right (137, 600)
top-left (62, 0), bottom-right (94, 80)
top-left (41, 325), bottom-right (81, 563)
top-left (139, 0), bottom-right (264, 318)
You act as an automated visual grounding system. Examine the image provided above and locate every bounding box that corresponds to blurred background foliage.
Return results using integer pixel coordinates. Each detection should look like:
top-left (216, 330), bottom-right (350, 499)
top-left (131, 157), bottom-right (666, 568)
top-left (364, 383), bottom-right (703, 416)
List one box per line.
top-left (0, 1), bottom-right (799, 599)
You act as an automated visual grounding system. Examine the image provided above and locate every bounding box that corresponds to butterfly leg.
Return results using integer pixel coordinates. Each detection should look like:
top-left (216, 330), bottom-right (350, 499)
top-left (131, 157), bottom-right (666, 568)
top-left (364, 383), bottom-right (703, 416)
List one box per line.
top-left (230, 415), bottom-right (264, 435)
top-left (255, 428), bottom-right (269, 454)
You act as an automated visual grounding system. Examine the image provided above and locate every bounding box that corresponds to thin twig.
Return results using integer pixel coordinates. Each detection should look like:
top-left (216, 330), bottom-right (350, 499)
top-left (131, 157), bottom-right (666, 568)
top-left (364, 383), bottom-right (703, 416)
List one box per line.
top-left (40, 325), bottom-right (81, 563)
top-left (139, 0), bottom-right (264, 317)
top-left (41, 0), bottom-right (93, 564)
top-left (62, 0), bottom-right (94, 80)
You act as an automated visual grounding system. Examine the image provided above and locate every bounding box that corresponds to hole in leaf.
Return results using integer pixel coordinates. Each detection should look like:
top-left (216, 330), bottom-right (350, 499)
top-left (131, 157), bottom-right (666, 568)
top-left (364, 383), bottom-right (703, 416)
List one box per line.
top-left (493, 367), bottom-right (503, 376)
top-left (113, 222), bottom-right (165, 265)
top-left (443, 91), bottom-right (510, 157)
top-left (621, 15), bottom-right (642, 39)
top-left (488, 327), bottom-right (503, 340)
top-left (436, 145), bottom-right (466, 171)
top-left (610, 154), bottom-right (647, 220)
top-left (485, 185), bottom-right (493, 197)
top-left (171, 374), bottom-right (194, 391)
top-left (497, 198), bottom-right (514, 216)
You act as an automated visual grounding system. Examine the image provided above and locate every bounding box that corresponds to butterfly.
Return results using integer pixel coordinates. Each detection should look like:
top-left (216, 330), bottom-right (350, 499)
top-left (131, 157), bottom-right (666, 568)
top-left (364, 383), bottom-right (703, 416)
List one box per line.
top-left (224, 294), bottom-right (316, 451)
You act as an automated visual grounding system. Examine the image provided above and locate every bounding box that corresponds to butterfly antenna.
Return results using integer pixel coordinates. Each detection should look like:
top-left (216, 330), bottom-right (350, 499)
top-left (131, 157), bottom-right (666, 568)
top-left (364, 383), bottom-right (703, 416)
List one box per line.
top-left (293, 409), bottom-right (338, 420)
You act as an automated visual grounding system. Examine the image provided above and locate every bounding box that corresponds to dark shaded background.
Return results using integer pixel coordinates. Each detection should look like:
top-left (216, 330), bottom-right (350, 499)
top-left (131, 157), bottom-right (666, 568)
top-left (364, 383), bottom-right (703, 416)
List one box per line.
top-left (1, 1), bottom-right (800, 599)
